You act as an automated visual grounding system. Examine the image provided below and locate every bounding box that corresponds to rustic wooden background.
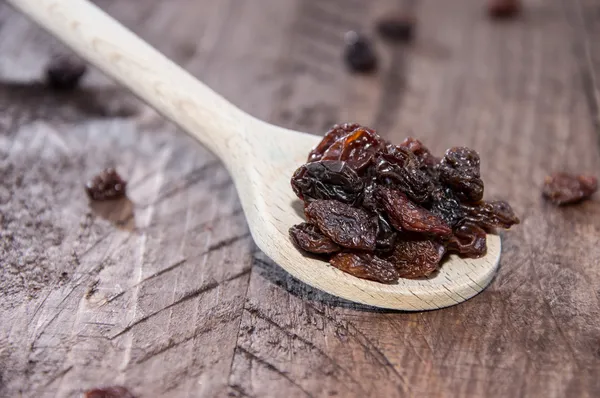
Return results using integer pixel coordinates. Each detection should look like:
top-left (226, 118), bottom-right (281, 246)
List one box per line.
top-left (1, 0), bottom-right (600, 397)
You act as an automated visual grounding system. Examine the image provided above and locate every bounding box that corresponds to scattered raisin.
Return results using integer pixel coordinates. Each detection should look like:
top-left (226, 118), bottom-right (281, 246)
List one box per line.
top-left (289, 222), bottom-right (341, 254)
top-left (330, 252), bottom-right (399, 284)
top-left (85, 168), bottom-right (127, 201)
top-left (542, 172), bottom-right (598, 206)
top-left (289, 124), bottom-right (519, 284)
top-left (488, 0), bottom-right (521, 19)
top-left (447, 222), bottom-right (487, 258)
top-left (343, 31), bottom-right (377, 73)
top-left (45, 55), bottom-right (87, 91)
top-left (376, 15), bottom-right (416, 42)
top-left (291, 160), bottom-right (364, 205)
top-left (383, 240), bottom-right (446, 279)
top-left (84, 386), bottom-right (135, 398)
top-left (305, 200), bottom-right (377, 250)
top-left (376, 186), bottom-right (452, 238)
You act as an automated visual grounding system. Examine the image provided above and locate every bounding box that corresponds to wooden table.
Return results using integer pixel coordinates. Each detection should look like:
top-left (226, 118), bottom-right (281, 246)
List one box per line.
top-left (1, 0), bottom-right (599, 397)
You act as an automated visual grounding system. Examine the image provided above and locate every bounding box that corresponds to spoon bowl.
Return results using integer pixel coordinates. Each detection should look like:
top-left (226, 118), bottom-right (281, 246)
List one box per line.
top-left (10, 0), bottom-right (501, 310)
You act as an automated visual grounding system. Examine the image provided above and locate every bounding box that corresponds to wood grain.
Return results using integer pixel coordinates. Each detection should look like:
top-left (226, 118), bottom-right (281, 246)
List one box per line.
top-left (1, 0), bottom-right (600, 397)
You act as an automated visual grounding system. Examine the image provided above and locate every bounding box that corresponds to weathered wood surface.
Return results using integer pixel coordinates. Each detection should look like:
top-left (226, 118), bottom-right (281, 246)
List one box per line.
top-left (1, 0), bottom-right (599, 397)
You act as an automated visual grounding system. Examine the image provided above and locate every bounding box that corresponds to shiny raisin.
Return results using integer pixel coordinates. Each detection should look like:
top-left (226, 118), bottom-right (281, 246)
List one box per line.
top-left (289, 223), bottom-right (341, 254)
top-left (85, 168), bottom-right (127, 201)
top-left (446, 222), bottom-right (487, 258)
top-left (291, 160), bottom-right (364, 205)
top-left (462, 200), bottom-right (520, 230)
top-left (322, 127), bottom-right (385, 172)
top-left (305, 200), bottom-right (377, 250)
top-left (308, 123), bottom-right (361, 163)
top-left (330, 252), bottom-right (399, 283)
top-left (429, 185), bottom-right (465, 227)
top-left (343, 31), bottom-right (377, 73)
top-left (375, 214), bottom-right (397, 252)
top-left (376, 186), bottom-right (452, 238)
top-left (382, 240), bottom-right (446, 279)
top-left (542, 172), bottom-right (598, 206)
top-left (438, 147), bottom-right (484, 202)
top-left (399, 137), bottom-right (439, 169)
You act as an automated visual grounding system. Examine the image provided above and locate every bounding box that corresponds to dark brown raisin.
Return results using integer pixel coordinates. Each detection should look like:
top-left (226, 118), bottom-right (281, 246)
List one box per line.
top-left (438, 147), bottom-right (484, 203)
top-left (446, 222), bottom-right (487, 258)
top-left (488, 0), bottom-right (521, 19)
top-left (343, 31), bottom-right (377, 73)
top-left (85, 168), bottom-right (127, 201)
top-left (375, 144), bottom-right (434, 203)
top-left (308, 123), bottom-right (361, 163)
top-left (330, 252), bottom-right (399, 284)
top-left (375, 214), bottom-right (397, 252)
top-left (291, 160), bottom-right (364, 205)
top-left (376, 186), bottom-right (452, 238)
top-left (462, 200), bottom-right (520, 230)
top-left (542, 172), bottom-right (598, 206)
top-left (399, 137), bottom-right (439, 169)
top-left (376, 15), bottom-right (416, 42)
top-left (321, 127), bottom-right (385, 172)
top-left (289, 222), bottom-right (341, 254)
top-left (305, 200), bottom-right (377, 250)
top-left (84, 386), bottom-right (135, 398)
top-left (382, 240), bottom-right (446, 279)
top-left (45, 55), bottom-right (87, 91)
top-left (429, 185), bottom-right (465, 227)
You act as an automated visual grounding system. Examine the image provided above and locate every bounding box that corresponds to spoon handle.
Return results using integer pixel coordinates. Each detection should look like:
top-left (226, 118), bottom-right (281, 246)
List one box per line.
top-left (7, 0), bottom-right (246, 159)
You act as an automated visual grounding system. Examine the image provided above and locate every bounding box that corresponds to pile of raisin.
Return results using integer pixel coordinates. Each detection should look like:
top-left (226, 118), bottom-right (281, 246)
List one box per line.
top-left (290, 123), bottom-right (520, 284)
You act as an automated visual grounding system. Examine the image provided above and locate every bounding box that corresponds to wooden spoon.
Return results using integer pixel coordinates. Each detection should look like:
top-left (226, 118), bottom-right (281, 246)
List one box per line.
top-left (8, 0), bottom-right (501, 310)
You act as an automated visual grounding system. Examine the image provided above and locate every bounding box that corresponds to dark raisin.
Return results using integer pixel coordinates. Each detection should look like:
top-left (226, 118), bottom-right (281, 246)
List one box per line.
top-left (45, 55), bottom-right (87, 91)
top-left (330, 252), bottom-right (399, 283)
top-left (438, 147), bottom-right (484, 203)
top-left (291, 160), bottom-right (364, 205)
top-left (542, 172), bottom-right (598, 206)
top-left (308, 123), bottom-right (361, 163)
top-left (321, 127), bottom-right (385, 172)
top-left (84, 386), bottom-right (135, 398)
top-left (305, 200), bottom-right (377, 250)
top-left (343, 31), bottom-right (377, 73)
top-left (382, 240), bottom-right (446, 279)
top-left (488, 0), bottom-right (521, 19)
top-left (376, 15), bottom-right (416, 42)
top-left (446, 222), bottom-right (487, 258)
top-left (429, 185), bottom-right (465, 227)
top-left (462, 200), bottom-right (520, 230)
top-left (85, 168), bottom-right (127, 201)
top-left (375, 214), bottom-right (397, 252)
top-left (399, 137), bottom-right (439, 169)
top-left (375, 144), bottom-right (434, 203)
top-left (289, 222), bottom-right (341, 254)
top-left (376, 186), bottom-right (452, 238)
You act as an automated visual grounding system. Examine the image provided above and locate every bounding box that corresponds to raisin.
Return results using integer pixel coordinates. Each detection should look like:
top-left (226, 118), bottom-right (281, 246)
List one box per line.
top-left (85, 168), bottom-right (127, 201)
top-left (488, 0), bottom-right (521, 19)
top-left (322, 127), bottom-right (385, 172)
top-left (542, 172), bottom-right (598, 206)
top-left (343, 31), bottom-right (377, 73)
top-left (45, 55), bottom-right (87, 91)
top-left (399, 137), bottom-right (439, 169)
top-left (84, 386), bottom-right (135, 398)
top-left (289, 222), bottom-right (341, 254)
top-left (376, 186), bottom-right (452, 238)
top-left (376, 15), bottom-right (416, 43)
top-left (375, 144), bottom-right (434, 203)
top-left (462, 200), bottom-right (520, 230)
top-left (438, 147), bottom-right (484, 203)
top-left (308, 123), bottom-right (361, 163)
top-left (446, 222), bottom-right (487, 258)
top-left (305, 200), bottom-right (377, 250)
top-left (382, 240), bottom-right (446, 279)
top-left (375, 214), bottom-right (397, 252)
top-left (429, 185), bottom-right (465, 227)
top-left (291, 160), bottom-right (364, 205)
top-left (330, 252), bottom-right (399, 284)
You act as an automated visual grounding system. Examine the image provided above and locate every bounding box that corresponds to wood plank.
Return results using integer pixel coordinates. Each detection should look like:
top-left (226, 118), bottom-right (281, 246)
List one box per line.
top-left (1, 0), bottom-right (599, 397)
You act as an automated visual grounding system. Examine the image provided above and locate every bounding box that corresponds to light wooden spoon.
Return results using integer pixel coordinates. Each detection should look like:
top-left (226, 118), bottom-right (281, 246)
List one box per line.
top-left (9, 0), bottom-right (501, 311)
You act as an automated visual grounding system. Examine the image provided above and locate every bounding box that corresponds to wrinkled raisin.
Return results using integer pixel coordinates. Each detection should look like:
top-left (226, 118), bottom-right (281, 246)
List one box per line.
top-left (447, 222), bottom-right (487, 258)
top-left (382, 240), bottom-right (446, 279)
top-left (84, 386), bottom-right (135, 398)
top-left (322, 127), bottom-right (385, 172)
top-left (376, 186), bottom-right (452, 238)
top-left (399, 137), bottom-right (439, 169)
top-left (330, 252), bottom-right (399, 283)
top-left (542, 172), bottom-right (598, 206)
top-left (305, 200), bottom-right (377, 250)
top-left (45, 55), bottom-right (87, 91)
top-left (429, 185), bottom-right (465, 227)
top-left (289, 223), bottom-right (341, 254)
top-left (85, 168), bottom-right (127, 201)
top-left (438, 147), bottom-right (484, 202)
top-left (343, 31), bottom-right (377, 73)
top-left (375, 214), bottom-right (397, 252)
top-left (462, 200), bottom-right (520, 230)
top-left (291, 160), bottom-right (364, 205)
top-left (308, 123), bottom-right (361, 163)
